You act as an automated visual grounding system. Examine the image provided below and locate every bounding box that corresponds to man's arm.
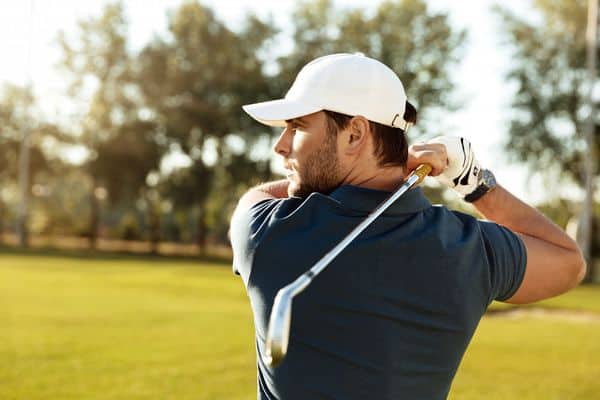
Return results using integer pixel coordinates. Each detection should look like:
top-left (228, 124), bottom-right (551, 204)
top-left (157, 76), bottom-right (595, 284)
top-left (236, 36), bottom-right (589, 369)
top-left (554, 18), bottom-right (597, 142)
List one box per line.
top-left (235, 180), bottom-right (290, 213)
top-left (409, 137), bottom-right (586, 304)
top-left (472, 186), bottom-right (586, 304)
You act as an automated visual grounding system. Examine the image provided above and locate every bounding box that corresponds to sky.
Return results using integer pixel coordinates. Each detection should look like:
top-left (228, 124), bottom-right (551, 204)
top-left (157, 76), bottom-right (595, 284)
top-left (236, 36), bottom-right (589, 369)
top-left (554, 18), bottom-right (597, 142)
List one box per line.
top-left (0, 0), bottom-right (558, 203)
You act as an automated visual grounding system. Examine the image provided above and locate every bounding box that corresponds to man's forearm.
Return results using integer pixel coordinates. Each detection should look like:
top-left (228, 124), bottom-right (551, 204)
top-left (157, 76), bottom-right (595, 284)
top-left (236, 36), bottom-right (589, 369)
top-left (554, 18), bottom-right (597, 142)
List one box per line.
top-left (472, 185), bottom-right (578, 252)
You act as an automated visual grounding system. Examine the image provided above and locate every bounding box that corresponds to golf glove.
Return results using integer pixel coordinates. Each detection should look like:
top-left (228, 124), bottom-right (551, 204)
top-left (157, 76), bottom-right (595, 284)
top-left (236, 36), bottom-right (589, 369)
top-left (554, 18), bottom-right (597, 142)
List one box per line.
top-left (428, 136), bottom-right (482, 197)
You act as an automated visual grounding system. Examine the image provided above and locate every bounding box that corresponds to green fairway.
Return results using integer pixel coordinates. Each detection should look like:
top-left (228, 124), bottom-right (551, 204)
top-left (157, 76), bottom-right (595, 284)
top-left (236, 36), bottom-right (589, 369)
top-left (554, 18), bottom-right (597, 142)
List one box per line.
top-left (0, 252), bottom-right (255, 400)
top-left (1, 252), bottom-right (599, 399)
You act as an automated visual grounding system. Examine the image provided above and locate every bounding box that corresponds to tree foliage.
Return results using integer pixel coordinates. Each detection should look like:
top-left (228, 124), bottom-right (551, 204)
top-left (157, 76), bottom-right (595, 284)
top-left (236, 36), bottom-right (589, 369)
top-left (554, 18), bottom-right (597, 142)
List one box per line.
top-left (496, 0), bottom-right (598, 183)
top-left (277, 0), bottom-right (466, 136)
top-left (136, 1), bottom-right (277, 247)
top-left (497, 0), bottom-right (600, 279)
top-left (4, 0), bottom-right (468, 250)
top-left (0, 85), bottom-right (56, 184)
top-left (57, 3), bottom-right (164, 245)
top-left (0, 84), bottom-right (63, 241)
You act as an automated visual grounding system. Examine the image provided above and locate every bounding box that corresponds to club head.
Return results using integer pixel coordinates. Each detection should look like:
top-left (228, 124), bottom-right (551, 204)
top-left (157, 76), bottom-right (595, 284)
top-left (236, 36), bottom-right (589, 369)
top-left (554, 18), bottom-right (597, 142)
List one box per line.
top-left (263, 289), bottom-right (293, 367)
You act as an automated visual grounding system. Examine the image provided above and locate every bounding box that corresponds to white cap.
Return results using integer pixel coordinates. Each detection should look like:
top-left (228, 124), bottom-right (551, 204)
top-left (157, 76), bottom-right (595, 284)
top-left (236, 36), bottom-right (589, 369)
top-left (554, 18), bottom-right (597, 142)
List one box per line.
top-left (243, 53), bottom-right (409, 129)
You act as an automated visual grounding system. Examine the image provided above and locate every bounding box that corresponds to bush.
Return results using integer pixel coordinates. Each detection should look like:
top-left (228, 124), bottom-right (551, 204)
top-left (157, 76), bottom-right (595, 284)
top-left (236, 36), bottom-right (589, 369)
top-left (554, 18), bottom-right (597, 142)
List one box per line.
top-left (118, 213), bottom-right (142, 241)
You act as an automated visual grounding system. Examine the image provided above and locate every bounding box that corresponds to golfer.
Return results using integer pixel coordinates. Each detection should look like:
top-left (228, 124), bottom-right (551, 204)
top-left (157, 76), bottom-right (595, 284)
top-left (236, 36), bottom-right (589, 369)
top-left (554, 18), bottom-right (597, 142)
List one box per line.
top-left (229, 53), bottom-right (585, 399)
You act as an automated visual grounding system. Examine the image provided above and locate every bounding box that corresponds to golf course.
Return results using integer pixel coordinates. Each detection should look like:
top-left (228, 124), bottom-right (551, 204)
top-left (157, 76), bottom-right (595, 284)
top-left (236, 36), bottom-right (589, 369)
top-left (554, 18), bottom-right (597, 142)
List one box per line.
top-left (1, 251), bottom-right (599, 399)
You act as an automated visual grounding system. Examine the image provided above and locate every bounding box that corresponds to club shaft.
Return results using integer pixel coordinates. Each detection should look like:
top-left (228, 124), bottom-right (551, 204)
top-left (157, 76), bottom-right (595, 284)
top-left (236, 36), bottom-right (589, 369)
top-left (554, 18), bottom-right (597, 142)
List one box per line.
top-left (263, 165), bottom-right (431, 366)
top-left (286, 172), bottom-right (422, 298)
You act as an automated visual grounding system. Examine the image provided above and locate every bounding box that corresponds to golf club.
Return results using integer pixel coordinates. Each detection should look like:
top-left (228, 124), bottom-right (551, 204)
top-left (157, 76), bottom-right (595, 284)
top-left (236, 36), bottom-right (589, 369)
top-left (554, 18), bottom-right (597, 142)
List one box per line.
top-left (263, 163), bottom-right (432, 367)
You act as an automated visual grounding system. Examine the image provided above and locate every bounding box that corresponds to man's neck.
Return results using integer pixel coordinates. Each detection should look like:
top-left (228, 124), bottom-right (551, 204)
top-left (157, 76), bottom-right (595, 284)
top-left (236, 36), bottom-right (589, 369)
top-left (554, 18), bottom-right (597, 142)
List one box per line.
top-left (343, 165), bottom-right (407, 192)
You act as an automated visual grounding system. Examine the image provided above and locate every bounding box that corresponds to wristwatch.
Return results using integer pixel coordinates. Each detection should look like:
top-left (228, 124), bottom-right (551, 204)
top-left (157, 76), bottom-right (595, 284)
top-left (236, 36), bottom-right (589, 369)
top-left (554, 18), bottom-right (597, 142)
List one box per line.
top-left (464, 169), bottom-right (497, 203)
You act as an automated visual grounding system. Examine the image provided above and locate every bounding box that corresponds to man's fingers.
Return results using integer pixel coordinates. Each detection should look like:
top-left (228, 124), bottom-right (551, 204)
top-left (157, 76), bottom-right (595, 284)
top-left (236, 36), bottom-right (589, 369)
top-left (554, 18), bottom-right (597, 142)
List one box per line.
top-left (407, 143), bottom-right (448, 176)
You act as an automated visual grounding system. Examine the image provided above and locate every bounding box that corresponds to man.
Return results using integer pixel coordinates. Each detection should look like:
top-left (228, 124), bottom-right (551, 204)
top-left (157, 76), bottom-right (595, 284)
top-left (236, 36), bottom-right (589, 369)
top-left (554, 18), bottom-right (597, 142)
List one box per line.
top-left (229, 53), bottom-right (585, 399)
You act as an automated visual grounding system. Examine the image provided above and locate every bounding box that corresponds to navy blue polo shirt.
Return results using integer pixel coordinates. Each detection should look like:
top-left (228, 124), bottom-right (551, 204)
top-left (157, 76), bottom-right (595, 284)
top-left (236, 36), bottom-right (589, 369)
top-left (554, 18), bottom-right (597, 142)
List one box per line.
top-left (230, 185), bottom-right (526, 400)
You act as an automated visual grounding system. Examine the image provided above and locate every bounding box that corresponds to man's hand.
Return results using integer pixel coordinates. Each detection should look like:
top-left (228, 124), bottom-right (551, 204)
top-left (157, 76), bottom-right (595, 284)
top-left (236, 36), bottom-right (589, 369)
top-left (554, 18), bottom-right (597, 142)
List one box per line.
top-left (408, 137), bottom-right (481, 197)
top-left (406, 141), bottom-right (448, 177)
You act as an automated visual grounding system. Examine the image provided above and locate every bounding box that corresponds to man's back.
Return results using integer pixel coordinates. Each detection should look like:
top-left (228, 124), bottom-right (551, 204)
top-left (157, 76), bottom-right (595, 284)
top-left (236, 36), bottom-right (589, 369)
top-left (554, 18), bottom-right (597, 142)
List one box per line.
top-left (234, 53), bottom-right (584, 399)
top-left (231, 185), bottom-right (526, 400)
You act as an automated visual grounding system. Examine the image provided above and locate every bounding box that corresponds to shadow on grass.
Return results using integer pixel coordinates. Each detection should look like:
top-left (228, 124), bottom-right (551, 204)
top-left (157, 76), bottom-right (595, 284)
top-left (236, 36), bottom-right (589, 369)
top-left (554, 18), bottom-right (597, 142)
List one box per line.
top-left (0, 244), bottom-right (232, 266)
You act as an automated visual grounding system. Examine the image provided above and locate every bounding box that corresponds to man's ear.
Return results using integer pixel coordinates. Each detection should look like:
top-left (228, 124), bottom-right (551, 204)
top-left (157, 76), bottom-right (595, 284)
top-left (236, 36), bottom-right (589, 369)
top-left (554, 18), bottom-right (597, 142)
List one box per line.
top-left (343, 116), bottom-right (370, 155)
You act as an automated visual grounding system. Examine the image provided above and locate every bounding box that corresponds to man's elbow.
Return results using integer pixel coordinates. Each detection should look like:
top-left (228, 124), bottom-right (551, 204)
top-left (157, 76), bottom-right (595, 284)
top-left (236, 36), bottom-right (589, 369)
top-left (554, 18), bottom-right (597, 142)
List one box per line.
top-left (506, 248), bottom-right (587, 305)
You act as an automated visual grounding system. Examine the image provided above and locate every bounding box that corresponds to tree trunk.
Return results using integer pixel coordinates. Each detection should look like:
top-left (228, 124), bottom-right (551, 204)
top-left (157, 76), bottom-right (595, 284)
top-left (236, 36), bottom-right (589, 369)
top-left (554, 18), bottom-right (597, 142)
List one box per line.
top-left (89, 177), bottom-right (100, 250)
top-left (579, 0), bottom-right (598, 282)
top-left (0, 199), bottom-right (4, 245)
top-left (588, 216), bottom-right (599, 283)
top-left (149, 208), bottom-right (161, 255)
top-left (17, 119), bottom-right (31, 249)
top-left (196, 204), bottom-right (206, 253)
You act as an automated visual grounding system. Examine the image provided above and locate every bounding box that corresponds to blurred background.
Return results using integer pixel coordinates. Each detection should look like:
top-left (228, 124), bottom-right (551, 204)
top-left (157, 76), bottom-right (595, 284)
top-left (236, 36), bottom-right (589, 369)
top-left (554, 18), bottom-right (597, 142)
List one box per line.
top-left (1, 0), bottom-right (599, 399)
top-left (1, 0), bottom-right (598, 270)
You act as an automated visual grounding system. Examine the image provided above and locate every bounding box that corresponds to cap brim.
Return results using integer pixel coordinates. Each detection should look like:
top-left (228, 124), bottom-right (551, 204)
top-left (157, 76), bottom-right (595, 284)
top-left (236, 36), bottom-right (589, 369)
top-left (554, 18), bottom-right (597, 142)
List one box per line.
top-left (242, 98), bottom-right (321, 127)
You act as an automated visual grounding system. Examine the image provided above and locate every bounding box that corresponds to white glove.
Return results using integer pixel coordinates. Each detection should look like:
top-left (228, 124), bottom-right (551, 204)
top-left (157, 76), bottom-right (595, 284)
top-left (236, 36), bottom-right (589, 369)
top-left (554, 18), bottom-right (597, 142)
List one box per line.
top-left (428, 136), bottom-right (482, 197)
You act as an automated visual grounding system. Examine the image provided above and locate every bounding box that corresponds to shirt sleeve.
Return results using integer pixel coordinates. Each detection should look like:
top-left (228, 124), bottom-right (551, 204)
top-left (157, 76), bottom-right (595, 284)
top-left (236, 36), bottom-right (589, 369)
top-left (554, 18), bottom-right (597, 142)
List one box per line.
top-left (229, 199), bottom-right (284, 285)
top-left (479, 221), bottom-right (528, 302)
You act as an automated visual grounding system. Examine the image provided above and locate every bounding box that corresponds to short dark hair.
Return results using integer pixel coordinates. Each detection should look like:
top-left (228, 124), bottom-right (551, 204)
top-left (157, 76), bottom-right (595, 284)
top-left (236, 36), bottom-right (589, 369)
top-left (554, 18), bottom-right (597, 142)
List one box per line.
top-left (324, 102), bottom-right (417, 168)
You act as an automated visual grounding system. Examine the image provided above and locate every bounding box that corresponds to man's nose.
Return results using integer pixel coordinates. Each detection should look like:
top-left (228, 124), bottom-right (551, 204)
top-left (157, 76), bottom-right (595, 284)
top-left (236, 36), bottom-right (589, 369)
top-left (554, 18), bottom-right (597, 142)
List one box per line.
top-left (273, 128), bottom-right (291, 157)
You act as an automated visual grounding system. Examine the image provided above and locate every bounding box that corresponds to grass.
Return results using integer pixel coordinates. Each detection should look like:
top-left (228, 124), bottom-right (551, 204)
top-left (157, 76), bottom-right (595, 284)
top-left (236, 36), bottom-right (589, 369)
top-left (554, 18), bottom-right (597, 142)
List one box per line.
top-left (1, 252), bottom-right (599, 399)
top-left (488, 284), bottom-right (600, 314)
top-left (0, 252), bottom-right (254, 400)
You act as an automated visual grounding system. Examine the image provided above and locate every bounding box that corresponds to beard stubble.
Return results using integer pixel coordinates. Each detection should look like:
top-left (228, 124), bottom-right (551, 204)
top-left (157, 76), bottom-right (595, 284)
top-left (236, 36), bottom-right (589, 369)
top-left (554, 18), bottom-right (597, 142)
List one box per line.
top-left (288, 132), bottom-right (341, 198)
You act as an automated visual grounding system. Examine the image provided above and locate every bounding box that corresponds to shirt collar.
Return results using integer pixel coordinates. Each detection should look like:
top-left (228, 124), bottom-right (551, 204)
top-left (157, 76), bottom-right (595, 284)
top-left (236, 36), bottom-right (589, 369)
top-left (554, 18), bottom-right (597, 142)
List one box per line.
top-left (328, 185), bottom-right (431, 215)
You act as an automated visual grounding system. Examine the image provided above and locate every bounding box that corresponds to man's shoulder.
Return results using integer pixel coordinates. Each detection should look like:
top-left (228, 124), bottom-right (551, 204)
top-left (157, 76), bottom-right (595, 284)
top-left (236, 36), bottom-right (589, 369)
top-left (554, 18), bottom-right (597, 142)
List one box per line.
top-left (430, 204), bottom-right (504, 231)
top-left (229, 192), bottom-right (337, 282)
top-left (231, 191), bottom-right (339, 235)
top-left (425, 205), bottom-right (524, 254)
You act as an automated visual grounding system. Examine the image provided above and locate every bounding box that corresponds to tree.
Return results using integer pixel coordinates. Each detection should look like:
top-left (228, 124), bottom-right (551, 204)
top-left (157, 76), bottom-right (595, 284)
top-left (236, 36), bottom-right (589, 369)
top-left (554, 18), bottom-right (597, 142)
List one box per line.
top-left (277, 0), bottom-right (466, 137)
top-left (57, 2), bottom-right (163, 248)
top-left (159, 162), bottom-right (214, 250)
top-left (206, 153), bottom-right (273, 244)
top-left (91, 120), bottom-right (163, 251)
top-left (137, 1), bottom-right (276, 249)
top-left (0, 84), bottom-right (60, 245)
top-left (36, 0), bottom-right (466, 252)
top-left (496, 0), bottom-right (599, 280)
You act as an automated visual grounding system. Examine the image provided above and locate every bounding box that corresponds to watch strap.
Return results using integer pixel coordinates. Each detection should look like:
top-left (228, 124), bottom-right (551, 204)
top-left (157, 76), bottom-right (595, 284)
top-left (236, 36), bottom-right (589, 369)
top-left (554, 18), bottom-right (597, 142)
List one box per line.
top-left (464, 184), bottom-right (491, 203)
top-left (464, 169), bottom-right (496, 203)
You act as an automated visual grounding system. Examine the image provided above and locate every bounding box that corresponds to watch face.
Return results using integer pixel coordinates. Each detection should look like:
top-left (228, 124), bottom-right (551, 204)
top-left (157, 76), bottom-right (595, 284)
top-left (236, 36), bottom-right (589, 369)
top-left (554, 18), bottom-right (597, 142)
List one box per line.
top-left (480, 169), bottom-right (497, 189)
